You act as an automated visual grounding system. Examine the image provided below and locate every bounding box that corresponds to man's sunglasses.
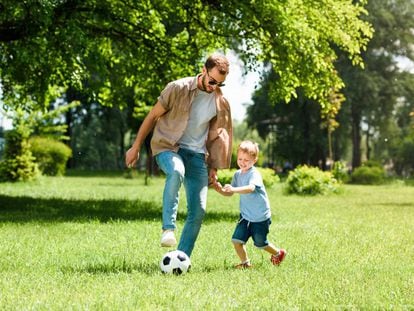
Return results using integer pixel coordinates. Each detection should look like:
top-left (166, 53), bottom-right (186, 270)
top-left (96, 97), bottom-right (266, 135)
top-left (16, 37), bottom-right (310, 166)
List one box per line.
top-left (207, 71), bottom-right (225, 87)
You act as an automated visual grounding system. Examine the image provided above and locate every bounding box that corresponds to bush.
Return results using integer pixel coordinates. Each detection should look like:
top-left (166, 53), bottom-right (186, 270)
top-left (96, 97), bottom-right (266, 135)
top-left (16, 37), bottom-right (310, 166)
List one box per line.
top-left (0, 129), bottom-right (39, 182)
top-left (331, 161), bottom-right (350, 183)
top-left (30, 136), bottom-right (72, 176)
top-left (217, 167), bottom-right (280, 188)
top-left (350, 165), bottom-right (386, 185)
top-left (285, 165), bottom-right (339, 195)
top-left (360, 160), bottom-right (383, 169)
top-left (394, 136), bottom-right (414, 177)
top-left (257, 167), bottom-right (280, 187)
top-left (217, 169), bottom-right (235, 185)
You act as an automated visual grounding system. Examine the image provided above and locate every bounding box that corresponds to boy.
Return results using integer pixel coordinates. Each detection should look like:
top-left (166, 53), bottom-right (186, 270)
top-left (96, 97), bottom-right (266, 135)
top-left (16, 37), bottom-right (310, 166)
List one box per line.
top-left (215, 140), bottom-right (286, 268)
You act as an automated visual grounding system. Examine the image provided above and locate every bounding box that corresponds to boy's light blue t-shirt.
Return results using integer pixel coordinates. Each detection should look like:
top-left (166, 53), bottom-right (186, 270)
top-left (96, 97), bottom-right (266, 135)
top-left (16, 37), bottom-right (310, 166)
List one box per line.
top-left (231, 166), bottom-right (271, 222)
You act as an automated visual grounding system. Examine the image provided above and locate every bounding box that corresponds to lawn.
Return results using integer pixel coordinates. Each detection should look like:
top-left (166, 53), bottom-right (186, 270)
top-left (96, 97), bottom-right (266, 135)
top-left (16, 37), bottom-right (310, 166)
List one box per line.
top-left (0, 173), bottom-right (413, 310)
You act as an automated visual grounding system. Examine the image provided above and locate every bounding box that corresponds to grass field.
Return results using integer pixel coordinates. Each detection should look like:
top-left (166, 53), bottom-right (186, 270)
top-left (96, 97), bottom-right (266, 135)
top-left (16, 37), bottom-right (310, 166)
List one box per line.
top-left (0, 173), bottom-right (413, 310)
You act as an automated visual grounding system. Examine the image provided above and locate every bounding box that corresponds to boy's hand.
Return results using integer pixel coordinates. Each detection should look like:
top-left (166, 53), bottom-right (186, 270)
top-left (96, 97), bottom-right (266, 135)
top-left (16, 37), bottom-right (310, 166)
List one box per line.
top-left (222, 184), bottom-right (234, 193)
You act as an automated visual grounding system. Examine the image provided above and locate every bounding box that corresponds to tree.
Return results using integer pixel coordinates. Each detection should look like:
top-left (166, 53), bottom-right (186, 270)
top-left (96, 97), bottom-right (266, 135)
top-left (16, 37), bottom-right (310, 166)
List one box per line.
top-left (1, 0), bottom-right (372, 115)
top-left (246, 69), bottom-right (329, 169)
top-left (335, 0), bottom-right (414, 168)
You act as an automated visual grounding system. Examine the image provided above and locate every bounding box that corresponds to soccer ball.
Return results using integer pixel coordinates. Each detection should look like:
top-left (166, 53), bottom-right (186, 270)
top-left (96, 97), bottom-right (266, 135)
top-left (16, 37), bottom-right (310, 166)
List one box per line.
top-left (160, 250), bottom-right (191, 275)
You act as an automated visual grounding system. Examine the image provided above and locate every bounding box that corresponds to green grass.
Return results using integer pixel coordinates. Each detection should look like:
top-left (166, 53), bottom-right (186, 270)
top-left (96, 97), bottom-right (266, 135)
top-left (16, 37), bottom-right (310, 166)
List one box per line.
top-left (0, 174), bottom-right (413, 309)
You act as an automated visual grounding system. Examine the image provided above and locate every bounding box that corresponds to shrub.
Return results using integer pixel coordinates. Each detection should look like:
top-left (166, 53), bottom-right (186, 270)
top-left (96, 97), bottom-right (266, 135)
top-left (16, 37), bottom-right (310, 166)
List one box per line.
top-left (394, 136), bottom-right (414, 177)
top-left (285, 165), bottom-right (339, 195)
top-left (257, 167), bottom-right (280, 188)
top-left (217, 167), bottom-right (280, 188)
top-left (350, 165), bottom-right (386, 185)
top-left (217, 169), bottom-right (235, 185)
top-left (0, 128), bottom-right (39, 182)
top-left (331, 161), bottom-right (350, 183)
top-left (361, 160), bottom-right (383, 169)
top-left (30, 136), bottom-right (72, 176)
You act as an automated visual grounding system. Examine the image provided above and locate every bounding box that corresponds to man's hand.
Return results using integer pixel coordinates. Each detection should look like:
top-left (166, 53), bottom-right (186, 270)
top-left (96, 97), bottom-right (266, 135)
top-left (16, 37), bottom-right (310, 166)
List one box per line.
top-left (125, 147), bottom-right (140, 168)
top-left (208, 168), bottom-right (218, 186)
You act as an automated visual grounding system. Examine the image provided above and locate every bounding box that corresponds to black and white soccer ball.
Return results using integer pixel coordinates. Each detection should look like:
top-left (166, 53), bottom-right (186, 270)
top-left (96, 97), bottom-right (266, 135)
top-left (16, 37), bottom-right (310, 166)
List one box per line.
top-left (160, 250), bottom-right (191, 275)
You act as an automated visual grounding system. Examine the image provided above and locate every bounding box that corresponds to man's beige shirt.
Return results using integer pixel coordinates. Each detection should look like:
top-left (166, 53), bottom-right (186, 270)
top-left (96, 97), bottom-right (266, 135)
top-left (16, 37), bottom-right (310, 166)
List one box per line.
top-left (151, 75), bottom-right (232, 169)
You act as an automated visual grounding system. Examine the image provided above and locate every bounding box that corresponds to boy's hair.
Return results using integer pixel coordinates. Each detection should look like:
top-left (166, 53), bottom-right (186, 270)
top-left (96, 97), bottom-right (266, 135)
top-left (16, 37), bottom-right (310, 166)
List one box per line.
top-left (238, 140), bottom-right (259, 160)
top-left (204, 53), bottom-right (229, 75)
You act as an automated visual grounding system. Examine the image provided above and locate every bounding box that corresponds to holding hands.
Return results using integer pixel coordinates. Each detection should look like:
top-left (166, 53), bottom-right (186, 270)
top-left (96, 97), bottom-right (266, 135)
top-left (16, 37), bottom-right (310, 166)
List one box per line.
top-left (214, 182), bottom-right (234, 196)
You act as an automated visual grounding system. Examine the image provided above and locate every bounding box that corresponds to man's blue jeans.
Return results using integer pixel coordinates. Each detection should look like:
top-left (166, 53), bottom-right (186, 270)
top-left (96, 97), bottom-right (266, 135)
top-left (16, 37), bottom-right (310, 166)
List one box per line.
top-left (155, 148), bottom-right (208, 256)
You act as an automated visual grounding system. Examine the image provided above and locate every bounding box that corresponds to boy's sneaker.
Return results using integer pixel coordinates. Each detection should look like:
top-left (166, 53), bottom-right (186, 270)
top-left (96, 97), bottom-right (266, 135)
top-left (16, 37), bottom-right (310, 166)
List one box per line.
top-left (235, 262), bottom-right (252, 269)
top-left (160, 230), bottom-right (176, 247)
top-left (271, 249), bottom-right (287, 266)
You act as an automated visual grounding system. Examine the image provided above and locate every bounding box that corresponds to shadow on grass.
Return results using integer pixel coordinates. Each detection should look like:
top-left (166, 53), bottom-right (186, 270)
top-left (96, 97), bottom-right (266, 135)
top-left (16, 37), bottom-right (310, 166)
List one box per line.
top-left (61, 260), bottom-right (160, 276)
top-left (0, 195), bottom-right (237, 223)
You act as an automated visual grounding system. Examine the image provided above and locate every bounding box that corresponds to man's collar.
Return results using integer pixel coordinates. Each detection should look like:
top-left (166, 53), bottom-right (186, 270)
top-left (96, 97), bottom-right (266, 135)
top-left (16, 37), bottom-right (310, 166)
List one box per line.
top-left (191, 74), bottom-right (201, 91)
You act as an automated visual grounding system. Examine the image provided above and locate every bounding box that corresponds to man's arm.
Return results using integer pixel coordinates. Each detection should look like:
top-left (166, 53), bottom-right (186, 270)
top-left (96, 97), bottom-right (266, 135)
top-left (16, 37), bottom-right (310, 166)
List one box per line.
top-left (125, 101), bottom-right (166, 167)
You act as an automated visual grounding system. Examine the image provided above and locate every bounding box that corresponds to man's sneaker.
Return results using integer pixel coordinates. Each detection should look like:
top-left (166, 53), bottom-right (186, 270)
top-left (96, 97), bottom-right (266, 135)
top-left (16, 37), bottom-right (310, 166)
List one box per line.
top-left (271, 249), bottom-right (287, 266)
top-left (235, 261), bottom-right (252, 269)
top-left (160, 230), bottom-right (177, 247)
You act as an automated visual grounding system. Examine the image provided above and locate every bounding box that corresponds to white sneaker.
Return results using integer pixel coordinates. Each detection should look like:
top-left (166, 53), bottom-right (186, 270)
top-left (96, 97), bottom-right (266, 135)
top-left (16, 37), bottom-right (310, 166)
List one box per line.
top-left (160, 230), bottom-right (177, 247)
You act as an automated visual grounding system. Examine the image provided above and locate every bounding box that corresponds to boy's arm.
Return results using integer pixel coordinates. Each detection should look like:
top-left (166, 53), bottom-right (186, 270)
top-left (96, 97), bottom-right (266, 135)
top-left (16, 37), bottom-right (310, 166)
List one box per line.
top-left (224, 184), bottom-right (255, 194)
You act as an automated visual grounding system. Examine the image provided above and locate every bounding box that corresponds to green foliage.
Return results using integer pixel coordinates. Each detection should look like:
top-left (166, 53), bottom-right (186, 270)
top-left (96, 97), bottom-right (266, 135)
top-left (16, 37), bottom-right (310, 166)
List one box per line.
top-left (285, 165), bottom-right (339, 195)
top-left (70, 107), bottom-right (125, 170)
top-left (0, 104), bottom-right (79, 181)
top-left (331, 161), bottom-right (350, 183)
top-left (247, 81), bottom-right (330, 167)
top-left (334, 1), bottom-right (414, 169)
top-left (217, 169), bottom-right (234, 185)
top-left (29, 136), bottom-right (72, 176)
top-left (360, 160), bottom-right (383, 168)
top-left (217, 167), bottom-right (280, 188)
top-left (350, 165), bottom-right (386, 185)
top-left (258, 167), bottom-right (280, 188)
top-left (0, 0), bottom-right (372, 116)
top-left (394, 134), bottom-right (414, 176)
top-left (0, 127), bottom-right (39, 182)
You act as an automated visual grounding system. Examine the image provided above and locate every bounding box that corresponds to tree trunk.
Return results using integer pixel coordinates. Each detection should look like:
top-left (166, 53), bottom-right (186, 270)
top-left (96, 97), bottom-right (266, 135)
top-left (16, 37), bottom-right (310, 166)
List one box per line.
top-left (119, 127), bottom-right (126, 169)
top-left (365, 124), bottom-right (371, 161)
top-left (351, 104), bottom-right (362, 169)
top-left (65, 108), bottom-right (74, 169)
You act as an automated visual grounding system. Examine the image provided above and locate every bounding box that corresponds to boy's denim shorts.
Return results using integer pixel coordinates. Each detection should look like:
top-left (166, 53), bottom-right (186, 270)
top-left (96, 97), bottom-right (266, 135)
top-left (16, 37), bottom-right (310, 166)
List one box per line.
top-left (231, 216), bottom-right (271, 248)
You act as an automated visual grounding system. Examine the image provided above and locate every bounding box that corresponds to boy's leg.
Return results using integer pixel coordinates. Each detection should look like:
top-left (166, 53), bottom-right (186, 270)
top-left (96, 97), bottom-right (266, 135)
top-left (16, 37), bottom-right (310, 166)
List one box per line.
top-left (177, 149), bottom-right (208, 257)
top-left (233, 241), bottom-right (249, 263)
top-left (251, 220), bottom-right (286, 266)
top-left (263, 244), bottom-right (279, 256)
top-left (250, 219), bottom-right (271, 249)
top-left (232, 218), bottom-right (251, 268)
top-left (155, 151), bottom-right (185, 244)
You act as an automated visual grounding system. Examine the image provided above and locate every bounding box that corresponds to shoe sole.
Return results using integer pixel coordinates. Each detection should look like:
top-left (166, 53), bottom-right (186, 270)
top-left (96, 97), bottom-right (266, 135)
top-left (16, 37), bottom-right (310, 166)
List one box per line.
top-left (160, 239), bottom-right (177, 247)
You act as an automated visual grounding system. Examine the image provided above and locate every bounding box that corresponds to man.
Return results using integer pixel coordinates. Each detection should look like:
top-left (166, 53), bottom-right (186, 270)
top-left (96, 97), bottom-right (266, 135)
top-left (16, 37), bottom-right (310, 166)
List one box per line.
top-left (125, 53), bottom-right (232, 257)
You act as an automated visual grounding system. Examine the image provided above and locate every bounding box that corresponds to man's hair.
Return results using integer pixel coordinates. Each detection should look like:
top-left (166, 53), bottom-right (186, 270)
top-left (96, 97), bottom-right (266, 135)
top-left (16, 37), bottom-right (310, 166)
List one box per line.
top-left (238, 140), bottom-right (259, 160)
top-left (204, 53), bottom-right (229, 75)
